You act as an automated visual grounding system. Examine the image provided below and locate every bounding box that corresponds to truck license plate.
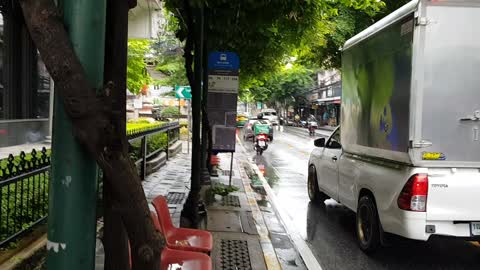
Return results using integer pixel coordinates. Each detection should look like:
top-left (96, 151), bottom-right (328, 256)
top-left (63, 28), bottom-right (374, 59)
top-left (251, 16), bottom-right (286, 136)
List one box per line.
top-left (259, 141), bottom-right (266, 147)
top-left (471, 222), bottom-right (480, 236)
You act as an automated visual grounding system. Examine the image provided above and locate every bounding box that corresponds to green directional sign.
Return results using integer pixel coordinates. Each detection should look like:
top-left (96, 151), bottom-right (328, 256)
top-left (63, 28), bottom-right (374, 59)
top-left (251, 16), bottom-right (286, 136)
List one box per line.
top-left (175, 85), bottom-right (192, 99)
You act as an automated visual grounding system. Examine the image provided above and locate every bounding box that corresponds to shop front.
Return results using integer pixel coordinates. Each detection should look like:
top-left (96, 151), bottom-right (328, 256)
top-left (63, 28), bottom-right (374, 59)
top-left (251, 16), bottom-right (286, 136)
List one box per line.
top-left (317, 81), bottom-right (341, 128)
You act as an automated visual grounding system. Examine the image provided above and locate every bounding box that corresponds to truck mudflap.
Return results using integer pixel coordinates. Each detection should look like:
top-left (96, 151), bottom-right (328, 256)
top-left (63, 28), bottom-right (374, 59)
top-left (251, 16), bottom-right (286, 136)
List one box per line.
top-left (426, 168), bottom-right (480, 221)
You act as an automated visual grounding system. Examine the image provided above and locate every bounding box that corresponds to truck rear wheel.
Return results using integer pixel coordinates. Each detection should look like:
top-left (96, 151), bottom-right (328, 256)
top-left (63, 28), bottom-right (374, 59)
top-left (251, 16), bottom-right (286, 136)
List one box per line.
top-left (308, 166), bottom-right (328, 204)
top-left (356, 195), bottom-right (381, 253)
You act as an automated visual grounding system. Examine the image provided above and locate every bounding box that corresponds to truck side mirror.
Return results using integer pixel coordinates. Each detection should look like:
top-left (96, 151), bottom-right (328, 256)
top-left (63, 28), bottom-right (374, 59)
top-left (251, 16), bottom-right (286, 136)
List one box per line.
top-left (314, 138), bottom-right (325, 147)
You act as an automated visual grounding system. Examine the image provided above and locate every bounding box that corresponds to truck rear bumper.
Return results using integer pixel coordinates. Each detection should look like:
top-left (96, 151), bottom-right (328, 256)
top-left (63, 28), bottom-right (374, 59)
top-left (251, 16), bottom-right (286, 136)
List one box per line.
top-left (384, 211), bottom-right (477, 241)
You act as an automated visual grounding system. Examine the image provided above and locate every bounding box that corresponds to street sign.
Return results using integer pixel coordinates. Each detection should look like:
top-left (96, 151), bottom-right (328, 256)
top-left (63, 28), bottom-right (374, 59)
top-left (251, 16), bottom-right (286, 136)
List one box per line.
top-left (175, 86), bottom-right (192, 99)
top-left (207, 51), bottom-right (240, 152)
top-left (208, 52), bottom-right (240, 70)
top-left (208, 52), bottom-right (240, 94)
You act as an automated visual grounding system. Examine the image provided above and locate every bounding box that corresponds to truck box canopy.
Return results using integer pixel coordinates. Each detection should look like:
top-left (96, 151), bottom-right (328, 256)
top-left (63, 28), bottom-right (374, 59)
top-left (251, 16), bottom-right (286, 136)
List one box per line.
top-left (341, 0), bottom-right (480, 167)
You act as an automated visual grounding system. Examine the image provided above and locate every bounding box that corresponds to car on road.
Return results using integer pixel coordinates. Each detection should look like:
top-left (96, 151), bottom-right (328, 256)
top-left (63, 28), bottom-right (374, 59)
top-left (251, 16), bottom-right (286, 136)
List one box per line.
top-left (236, 113), bottom-right (249, 127)
top-left (309, 0), bottom-right (480, 254)
top-left (259, 109), bottom-right (279, 125)
top-left (243, 119), bottom-right (273, 141)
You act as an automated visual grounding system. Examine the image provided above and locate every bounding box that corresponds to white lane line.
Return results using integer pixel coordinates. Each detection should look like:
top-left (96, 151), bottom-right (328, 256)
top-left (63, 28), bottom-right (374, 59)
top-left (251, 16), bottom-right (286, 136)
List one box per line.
top-left (238, 137), bottom-right (323, 270)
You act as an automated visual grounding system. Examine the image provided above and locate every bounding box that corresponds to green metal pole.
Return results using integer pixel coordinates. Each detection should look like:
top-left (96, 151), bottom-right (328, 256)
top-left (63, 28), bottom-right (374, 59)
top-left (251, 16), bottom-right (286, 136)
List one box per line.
top-left (47, 0), bottom-right (106, 269)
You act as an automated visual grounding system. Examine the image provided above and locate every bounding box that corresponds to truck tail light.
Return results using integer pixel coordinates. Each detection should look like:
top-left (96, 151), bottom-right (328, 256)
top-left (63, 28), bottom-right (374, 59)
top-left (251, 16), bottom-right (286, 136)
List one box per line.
top-left (398, 174), bottom-right (429, 212)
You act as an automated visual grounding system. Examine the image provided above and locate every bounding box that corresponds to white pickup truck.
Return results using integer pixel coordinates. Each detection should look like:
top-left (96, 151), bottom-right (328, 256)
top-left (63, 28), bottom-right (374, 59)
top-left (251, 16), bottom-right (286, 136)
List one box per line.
top-left (308, 0), bottom-right (480, 253)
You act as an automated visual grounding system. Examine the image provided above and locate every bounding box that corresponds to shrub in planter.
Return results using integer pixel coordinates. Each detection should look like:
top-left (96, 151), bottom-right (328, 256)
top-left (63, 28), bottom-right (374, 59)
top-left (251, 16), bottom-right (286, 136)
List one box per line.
top-left (160, 106), bottom-right (181, 118)
top-left (127, 119), bottom-right (163, 130)
top-left (179, 119), bottom-right (188, 128)
top-left (129, 132), bottom-right (168, 162)
top-left (180, 127), bottom-right (189, 138)
top-left (147, 133), bottom-right (168, 154)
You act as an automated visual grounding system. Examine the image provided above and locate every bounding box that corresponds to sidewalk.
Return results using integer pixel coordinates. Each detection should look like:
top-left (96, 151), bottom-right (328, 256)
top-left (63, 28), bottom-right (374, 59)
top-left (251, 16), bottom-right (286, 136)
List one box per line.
top-left (95, 140), bottom-right (308, 269)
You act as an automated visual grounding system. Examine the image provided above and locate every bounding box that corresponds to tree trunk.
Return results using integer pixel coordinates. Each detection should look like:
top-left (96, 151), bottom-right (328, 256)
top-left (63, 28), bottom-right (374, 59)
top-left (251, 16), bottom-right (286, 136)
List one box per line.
top-left (18, 0), bottom-right (164, 269)
top-left (179, 0), bottom-right (200, 228)
top-left (103, 0), bottom-right (130, 269)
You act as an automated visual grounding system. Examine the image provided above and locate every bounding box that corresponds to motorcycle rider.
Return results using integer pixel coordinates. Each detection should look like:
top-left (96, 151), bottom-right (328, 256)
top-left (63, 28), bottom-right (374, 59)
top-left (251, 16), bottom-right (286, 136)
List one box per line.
top-left (252, 113), bottom-right (270, 154)
top-left (307, 115), bottom-right (318, 136)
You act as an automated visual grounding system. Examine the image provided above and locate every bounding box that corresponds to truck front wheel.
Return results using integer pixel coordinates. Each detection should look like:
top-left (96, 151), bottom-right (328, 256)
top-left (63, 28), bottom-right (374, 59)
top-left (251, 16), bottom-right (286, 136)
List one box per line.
top-left (356, 195), bottom-right (381, 253)
top-left (307, 166), bottom-right (329, 204)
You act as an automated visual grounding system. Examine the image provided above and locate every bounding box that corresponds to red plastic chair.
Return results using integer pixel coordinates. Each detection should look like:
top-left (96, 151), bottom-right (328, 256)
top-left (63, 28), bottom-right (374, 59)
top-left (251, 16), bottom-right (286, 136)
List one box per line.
top-left (129, 244), bottom-right (211, 270)
top-left (146, 211), bottom-right (212, 270)
top-left (210, 155), bottom-right (220, 165)
top-left (160, 248), bottom-right (211, 270)
top-left (152, 195), bottom-right (213, 253)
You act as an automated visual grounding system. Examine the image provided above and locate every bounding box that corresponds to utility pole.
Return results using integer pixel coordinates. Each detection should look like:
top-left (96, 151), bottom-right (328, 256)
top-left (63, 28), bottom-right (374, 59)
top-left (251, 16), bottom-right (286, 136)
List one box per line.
top-left (47, 0), bottom-right (106, 269)
top-left (200, 7), bottom-right (210, 184)
top-left (183, 5), bottom-right (204, 228)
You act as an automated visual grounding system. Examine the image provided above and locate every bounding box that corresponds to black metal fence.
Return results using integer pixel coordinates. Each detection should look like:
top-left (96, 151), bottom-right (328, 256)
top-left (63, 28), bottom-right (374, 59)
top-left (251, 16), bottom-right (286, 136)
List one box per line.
top-left (0, 122), bottom-right (180, 248)
top-left (128, 122), bottom-right (180, 180)
top-left (0, 148), bottom-right (50, 248)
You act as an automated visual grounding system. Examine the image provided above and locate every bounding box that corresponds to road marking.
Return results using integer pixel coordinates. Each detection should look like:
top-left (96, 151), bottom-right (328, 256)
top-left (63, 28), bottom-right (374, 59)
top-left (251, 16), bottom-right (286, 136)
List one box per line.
top-left (238, 137), bottom-right (322, 270)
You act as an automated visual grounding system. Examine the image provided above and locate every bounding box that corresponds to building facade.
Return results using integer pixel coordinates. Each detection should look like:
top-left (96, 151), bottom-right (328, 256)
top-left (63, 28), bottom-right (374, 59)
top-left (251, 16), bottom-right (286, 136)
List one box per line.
top-left (308, 69), bottom-right (341, 127)
top-left (0, 3), bottom-right (52, 147)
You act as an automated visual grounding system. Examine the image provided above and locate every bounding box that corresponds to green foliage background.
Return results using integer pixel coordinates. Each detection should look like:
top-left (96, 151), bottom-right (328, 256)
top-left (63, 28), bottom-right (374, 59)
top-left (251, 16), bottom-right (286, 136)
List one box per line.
top-left (161, 0), bottom-right (411, 104)
top-left (160, 106), bottom-right (181, 118)
top-left (127, 39), bottom-right (152, 94)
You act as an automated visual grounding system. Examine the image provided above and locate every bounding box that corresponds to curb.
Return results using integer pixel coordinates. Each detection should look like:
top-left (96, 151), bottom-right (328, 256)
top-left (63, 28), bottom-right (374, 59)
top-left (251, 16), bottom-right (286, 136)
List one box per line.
top-left (237, 159), bottom-right (282, 270)
top-left (237, 138), bottom-right (323, 270)
top-left (0, 234), bottom-right (47, 270)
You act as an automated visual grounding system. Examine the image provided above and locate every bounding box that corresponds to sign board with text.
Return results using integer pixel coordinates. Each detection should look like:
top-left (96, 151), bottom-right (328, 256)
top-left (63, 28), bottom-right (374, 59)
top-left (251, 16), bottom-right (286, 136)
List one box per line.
top-left (208, 52), bottom-right (240, 94)
top-left (207, 52), bottom-right (240, 152)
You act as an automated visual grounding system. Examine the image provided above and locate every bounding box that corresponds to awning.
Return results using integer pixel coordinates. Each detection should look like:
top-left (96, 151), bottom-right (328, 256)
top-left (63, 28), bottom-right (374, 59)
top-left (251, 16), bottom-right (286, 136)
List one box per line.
top-left (317, 96), bottom-right (341, 104)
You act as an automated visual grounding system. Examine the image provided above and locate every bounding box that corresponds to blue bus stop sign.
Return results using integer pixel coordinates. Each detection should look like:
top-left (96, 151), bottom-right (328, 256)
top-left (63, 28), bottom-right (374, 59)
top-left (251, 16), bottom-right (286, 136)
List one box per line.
top-left (208, 52), bottom-right (240, 70)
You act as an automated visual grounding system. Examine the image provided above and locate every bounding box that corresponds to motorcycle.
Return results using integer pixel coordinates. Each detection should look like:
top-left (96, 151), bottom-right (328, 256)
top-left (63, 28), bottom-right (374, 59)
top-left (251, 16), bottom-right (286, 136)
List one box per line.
top-left (255, 133), bottom-right (269, 155)
top-left (308, 121), bottom-right (318, 137)
top-left (253, 123), bottom-right (270, 155)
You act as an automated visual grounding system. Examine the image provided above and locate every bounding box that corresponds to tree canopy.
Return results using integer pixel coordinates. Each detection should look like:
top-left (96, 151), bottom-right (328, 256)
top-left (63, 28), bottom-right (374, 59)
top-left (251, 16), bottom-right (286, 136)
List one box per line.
top-left (241, 65), bottom-right (315, 109)
top-left (150, 10), bottom-right (189, 88)
top-left (298, 0), bottom-right (412, 69)
top-left (164, 0), bottom-right (385, 85)
top-left (127, 39), bottom-right (152, 94)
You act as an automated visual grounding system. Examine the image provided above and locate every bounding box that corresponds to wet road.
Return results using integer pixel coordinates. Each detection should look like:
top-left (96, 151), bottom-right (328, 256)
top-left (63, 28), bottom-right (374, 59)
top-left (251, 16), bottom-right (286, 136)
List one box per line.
top-left (239, 127), bottom-right (480, 270)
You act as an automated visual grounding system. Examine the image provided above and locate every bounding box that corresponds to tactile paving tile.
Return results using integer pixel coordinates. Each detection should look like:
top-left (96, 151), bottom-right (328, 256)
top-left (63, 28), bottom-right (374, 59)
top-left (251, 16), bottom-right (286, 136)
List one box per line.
top-left (219, 239), bottom-right (252, 270)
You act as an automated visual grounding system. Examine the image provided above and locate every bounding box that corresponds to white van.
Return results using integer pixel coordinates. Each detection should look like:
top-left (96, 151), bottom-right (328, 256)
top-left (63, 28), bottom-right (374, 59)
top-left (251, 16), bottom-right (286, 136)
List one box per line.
top-left (260, 109), bottom-right (279, 125)
top-left (308, 0), bottom-right (480, 253)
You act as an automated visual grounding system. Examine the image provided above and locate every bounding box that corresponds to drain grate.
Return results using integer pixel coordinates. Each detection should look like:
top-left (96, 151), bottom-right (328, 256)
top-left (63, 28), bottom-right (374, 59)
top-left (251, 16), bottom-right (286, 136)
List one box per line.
top-left (222, 170), bottom-right (235, 176)
top-left (220, 239), bottom-right (252, 270)
top-left (222, 195), bottom-right (241, 207)
top-left (165, 192), bottom-right (186, 204)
